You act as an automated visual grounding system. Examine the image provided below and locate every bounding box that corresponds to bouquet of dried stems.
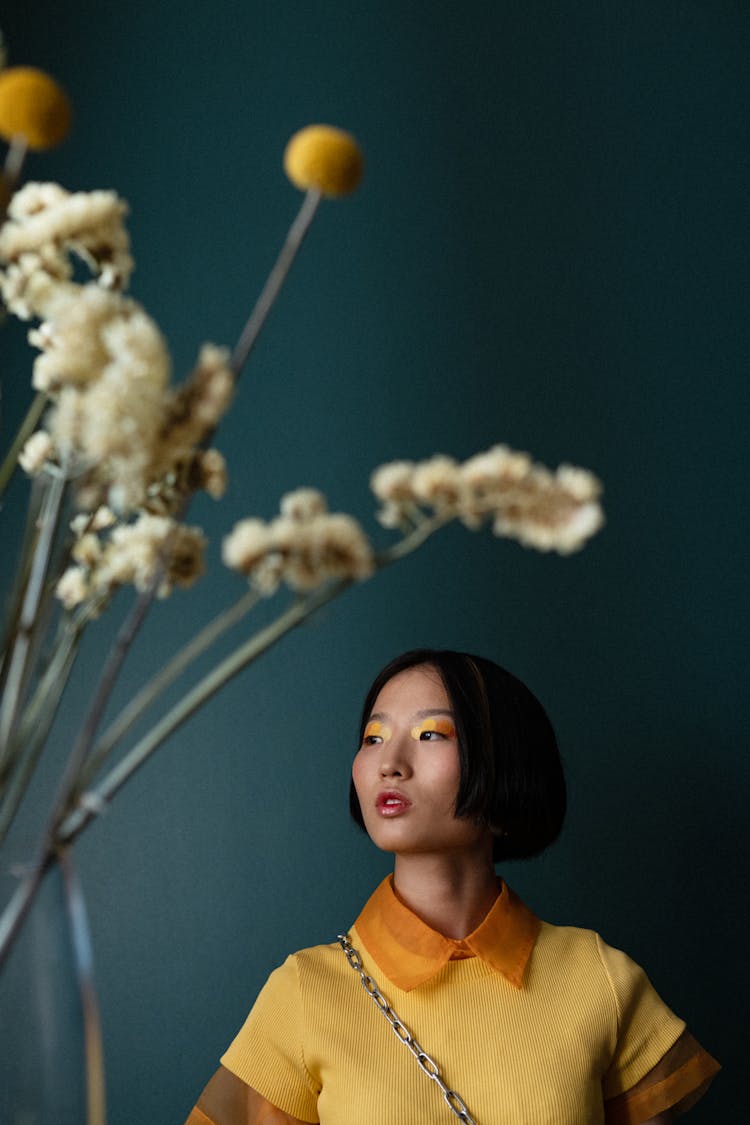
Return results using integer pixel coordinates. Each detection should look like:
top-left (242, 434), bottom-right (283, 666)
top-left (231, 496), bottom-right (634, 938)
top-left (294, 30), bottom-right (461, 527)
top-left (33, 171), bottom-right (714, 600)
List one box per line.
top-left (0, 62), bottom-right (603, 1125)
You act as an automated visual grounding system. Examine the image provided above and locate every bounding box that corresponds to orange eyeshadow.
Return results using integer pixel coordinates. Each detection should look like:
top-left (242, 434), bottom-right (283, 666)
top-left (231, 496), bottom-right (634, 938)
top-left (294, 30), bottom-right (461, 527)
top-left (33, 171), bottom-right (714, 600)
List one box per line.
top-left (363, 720), bottom-right (392, 742)
top-left (410, 717), bottom-right (457, 740)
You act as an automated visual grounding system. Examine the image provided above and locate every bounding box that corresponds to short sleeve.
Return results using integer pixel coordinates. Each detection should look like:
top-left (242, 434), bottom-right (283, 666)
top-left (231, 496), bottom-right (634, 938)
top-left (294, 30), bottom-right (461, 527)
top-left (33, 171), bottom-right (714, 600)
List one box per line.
top-left (184, 1065), bottom-right (311, 1125)
top-left (597, 936), bottom-right (720, 1121)
top-left (220, 957), bottom-right (319, 1124)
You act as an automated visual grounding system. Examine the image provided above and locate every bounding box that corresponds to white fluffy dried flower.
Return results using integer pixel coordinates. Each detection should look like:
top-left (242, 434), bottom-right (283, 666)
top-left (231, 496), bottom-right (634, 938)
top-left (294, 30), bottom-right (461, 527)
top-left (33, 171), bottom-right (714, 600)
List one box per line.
top-left (370, 461), bottom-right (416, 503)
top-left (90, 505), bottom-right (116, 531)
top-left (31, 286), bottom-right (125, 392)
top-left (222, 519), bottom-right (274, 574)
top-left (72, 532), bottom-right (103, 568)
top-left (223, 502), bottom-right (373, 594)
top-left (371, 443), bottom-right (604, 555)
top-left (308, 513), bottom-right (373, 581)
top-left (158, 343), bottom-right (234, 454)
top-left (370, 461), bottom-right (419, 528)
top-left (196, 449), bottom-right (228, 500)
top-left (44, 293), bottom-right (172, 512)
top-left (0, 254), bottom-right (78, 320)
top-left (56, 566), bottom-right (90, 609)
top-left (460, 445), bottom-right (532, 489)
top-left (554, 464), bottom-right (602, 501)
top-left (488, 463), bottom-right (604, 555)
top-left (411, 455), bottom-right (463, 514)
top-left (278, 514), bottom-right (374, 591)
top-left (95, 515), bottom-right (206, 597)
top-left (0, 182), bottom-right (133, 300)
top-left (18, 430), bottom-right (54, 475)
top-left (280, 488), bottom-right (328, 521)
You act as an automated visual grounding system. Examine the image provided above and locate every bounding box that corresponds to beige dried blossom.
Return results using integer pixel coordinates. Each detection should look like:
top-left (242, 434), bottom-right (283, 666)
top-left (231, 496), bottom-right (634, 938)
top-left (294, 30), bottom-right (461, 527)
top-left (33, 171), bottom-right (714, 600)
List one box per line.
top-left (370, 460), bottom-right (416, 503)
top-left (71, 532), bottom-right (103, 569)
top-left (195, 449), bottom-right (228, 500)
top-left (288, 514), bottom-right (373, 589)
top-left (280, 488), bottom-right (327, 521)
top-left (30, 286), bottom-right (127, 392)
top-left (222, 519), bottom-right (273, 574)
top-left (70, 506), bottom-right (116, 539)
top-left (223, 499), bottom-right (373, 595)
top-left (18, 430), bottom-right (54, 475)
top-left (138, 343), bottom-right (235, 511)
top-left (56, 566), bottom-right (90, 610)
top-left (94, 515), bottom-right (206, 598)
top-left (45, 295), bottom-right (172, 512)
top-left (411, 455), bottom-right (463, 514)
top-left (489, 463), bottom-right (603, 555)
top-left (460, 444), bottom-right (532, 490)
top-left (0, 252), bottom-right (78, 320)
top-left (157, 344), bottom-right (234, 455)
top-left (370, 444), bottom-right (603, 555)
top-left (370, 461), bottom-right (418, 529)
top-left (0, 182), bottom-right (133, 311)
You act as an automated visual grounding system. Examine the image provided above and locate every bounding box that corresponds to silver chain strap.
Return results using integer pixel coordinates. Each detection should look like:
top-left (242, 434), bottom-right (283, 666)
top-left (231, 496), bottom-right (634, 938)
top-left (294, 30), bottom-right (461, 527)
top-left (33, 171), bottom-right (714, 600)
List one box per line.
top-left (337, 932), bottom-right (478, 1124)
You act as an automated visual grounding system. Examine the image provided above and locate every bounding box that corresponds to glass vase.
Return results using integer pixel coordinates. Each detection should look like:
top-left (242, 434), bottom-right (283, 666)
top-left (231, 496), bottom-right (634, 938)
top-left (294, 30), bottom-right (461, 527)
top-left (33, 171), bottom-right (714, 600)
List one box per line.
top-left (0, 861), bottom-right (89, 1125)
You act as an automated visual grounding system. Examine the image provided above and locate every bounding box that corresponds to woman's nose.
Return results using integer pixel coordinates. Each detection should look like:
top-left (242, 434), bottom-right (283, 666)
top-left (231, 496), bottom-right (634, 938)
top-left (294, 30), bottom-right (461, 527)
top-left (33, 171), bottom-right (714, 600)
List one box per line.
top-left (379, 737), bottom-right (412, 778)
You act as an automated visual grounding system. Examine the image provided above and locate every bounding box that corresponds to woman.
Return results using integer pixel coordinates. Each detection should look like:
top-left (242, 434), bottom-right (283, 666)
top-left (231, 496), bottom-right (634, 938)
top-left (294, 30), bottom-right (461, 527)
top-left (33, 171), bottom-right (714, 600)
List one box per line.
top-left (186, 649), bottom-right (719, 1124)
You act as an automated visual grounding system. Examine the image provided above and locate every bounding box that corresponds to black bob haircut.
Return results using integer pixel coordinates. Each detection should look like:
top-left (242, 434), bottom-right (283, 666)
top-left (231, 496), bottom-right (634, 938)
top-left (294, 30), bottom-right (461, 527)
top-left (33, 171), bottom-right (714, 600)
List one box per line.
top-left (349, 649), bottom-right (566, 863)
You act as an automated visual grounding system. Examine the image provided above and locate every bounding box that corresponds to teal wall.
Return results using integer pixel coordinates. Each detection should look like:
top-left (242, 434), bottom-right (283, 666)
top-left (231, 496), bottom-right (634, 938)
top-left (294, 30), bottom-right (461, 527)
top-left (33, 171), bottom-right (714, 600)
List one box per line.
top-left (1, 1), bottom-right (745, 1119)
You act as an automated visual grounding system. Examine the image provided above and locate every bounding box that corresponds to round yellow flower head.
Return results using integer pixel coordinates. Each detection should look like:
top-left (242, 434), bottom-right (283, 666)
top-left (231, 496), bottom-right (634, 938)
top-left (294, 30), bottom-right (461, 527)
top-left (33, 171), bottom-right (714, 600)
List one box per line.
top-left (283, 125), bottom-right (363, 197)
top-left (0, 67), bottom-right (72, 150)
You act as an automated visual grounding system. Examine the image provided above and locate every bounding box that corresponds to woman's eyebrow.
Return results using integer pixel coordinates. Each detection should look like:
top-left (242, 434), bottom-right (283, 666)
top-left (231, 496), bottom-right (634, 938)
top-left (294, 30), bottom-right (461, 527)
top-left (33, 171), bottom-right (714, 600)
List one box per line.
top-left (369, 708), bottom-right (454, 720)
top-left (367, 708), bottom-right (455, 722)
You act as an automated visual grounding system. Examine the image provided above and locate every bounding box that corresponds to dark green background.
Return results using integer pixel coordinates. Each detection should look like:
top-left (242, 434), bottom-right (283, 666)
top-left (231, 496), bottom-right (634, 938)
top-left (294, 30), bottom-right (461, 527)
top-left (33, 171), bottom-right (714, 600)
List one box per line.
top-left (1, 1), bottom-right (745, 1120)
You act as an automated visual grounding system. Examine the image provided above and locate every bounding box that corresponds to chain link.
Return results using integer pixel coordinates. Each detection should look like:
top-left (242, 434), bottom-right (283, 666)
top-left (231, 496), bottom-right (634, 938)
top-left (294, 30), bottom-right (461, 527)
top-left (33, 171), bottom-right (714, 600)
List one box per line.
top-left (337, 932), bottom-right (478, 1124)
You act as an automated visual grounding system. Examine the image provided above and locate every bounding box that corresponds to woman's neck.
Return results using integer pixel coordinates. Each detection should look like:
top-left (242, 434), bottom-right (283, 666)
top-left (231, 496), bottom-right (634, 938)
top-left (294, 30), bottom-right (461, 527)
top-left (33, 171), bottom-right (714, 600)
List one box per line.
top-left (392, 847), bottom-right (499, 940)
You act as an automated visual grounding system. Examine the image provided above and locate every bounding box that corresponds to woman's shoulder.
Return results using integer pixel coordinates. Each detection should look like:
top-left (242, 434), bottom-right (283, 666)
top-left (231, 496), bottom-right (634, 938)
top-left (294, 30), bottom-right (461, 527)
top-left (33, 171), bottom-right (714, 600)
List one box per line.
top-left (265, 939), bottom-right (348, 987)
top-left (532, 919), bottom-right (642, 988)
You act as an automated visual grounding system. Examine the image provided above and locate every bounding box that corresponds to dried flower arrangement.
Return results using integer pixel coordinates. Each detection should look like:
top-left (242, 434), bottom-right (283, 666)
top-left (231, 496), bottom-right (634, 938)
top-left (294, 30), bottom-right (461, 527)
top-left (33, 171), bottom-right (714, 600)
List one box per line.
top-left (0, 56), bottom-right (603, 1124)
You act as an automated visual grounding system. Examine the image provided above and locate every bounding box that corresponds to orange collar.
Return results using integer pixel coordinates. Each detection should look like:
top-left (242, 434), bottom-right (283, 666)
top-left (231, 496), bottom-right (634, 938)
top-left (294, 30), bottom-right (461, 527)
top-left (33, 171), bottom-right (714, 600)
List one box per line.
top-left (353, 875), bottom-right (541, 992)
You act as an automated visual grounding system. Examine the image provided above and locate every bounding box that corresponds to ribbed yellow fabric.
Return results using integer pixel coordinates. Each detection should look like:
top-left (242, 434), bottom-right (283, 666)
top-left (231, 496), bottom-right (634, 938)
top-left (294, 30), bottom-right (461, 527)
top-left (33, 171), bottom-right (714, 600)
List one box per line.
top-left (220, 921), bottom-right (686, 1125)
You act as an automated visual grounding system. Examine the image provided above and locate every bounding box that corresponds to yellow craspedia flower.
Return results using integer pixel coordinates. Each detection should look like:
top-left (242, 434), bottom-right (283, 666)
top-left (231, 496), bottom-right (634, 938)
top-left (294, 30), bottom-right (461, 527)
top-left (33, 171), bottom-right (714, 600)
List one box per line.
top-left (0, 67), bottom-right (72, 150)
top-left (283, 125), bottom-right (363, 197)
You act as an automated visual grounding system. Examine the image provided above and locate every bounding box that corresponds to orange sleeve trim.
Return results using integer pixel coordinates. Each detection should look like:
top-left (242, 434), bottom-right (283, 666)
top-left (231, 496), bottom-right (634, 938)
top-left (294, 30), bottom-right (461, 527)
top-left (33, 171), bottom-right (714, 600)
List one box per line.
top-left (604, 1049), bottom-right (721, 1125)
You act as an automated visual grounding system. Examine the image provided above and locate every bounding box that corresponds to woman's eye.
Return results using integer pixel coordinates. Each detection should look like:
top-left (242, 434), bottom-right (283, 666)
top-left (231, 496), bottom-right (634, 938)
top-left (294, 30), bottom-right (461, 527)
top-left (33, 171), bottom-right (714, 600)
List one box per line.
top-left (412, 719), bottom-right (456, 741)
top-left (362, 721), bottom-right (390, 747)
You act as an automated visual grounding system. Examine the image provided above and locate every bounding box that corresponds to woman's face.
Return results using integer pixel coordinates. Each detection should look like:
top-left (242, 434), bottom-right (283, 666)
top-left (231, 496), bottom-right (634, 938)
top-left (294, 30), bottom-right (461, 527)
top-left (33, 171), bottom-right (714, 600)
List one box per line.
top-left (352, 663), bottom-right (491, 858)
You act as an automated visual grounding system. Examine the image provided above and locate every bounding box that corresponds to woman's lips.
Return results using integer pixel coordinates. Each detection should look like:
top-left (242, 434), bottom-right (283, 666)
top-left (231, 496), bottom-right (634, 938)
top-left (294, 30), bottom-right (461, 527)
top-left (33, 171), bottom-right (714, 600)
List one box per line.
top-left (376, 791), bottom-right (412, 817)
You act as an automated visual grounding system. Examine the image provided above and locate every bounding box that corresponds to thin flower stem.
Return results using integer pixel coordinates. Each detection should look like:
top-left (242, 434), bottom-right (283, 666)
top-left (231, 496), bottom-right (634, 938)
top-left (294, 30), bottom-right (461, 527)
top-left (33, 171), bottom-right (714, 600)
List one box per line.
top-left (58, 848), bottom-right (107, 1125)
top-left (51, 585), bottom-right (157, 814)
top-left (0, 390), bottom-right (47, 500)
top-left (57, 578), bottom-right (351, 844)
top-left (0, 848), bottom-right (53, 969)
top-left (0, 465), bottom-right (69, 757)
top-left (75, 585), bottom-right (260, 794)
top-left (375, 513), bottom-right (445, 565)
top-left (0, 476), bottom-right (46, 690)
top-left (0, 615), bottom-right (85, 844)
top-left (230, 189), bottom-right (322, 378)
top-left (0, 134), bottom-right (28, 220)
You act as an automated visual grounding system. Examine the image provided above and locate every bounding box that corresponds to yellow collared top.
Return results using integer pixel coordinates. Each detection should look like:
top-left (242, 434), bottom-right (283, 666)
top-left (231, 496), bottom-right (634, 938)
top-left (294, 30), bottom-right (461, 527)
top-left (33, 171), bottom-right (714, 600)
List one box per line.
top-left (200, 877), bottom-right (720, 1125)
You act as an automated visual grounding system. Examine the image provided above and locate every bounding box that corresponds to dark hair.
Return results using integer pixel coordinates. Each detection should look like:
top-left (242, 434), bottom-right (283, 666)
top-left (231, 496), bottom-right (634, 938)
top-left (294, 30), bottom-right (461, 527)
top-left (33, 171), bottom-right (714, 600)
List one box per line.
top-left (349, 648), bottom-right (566, 862)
